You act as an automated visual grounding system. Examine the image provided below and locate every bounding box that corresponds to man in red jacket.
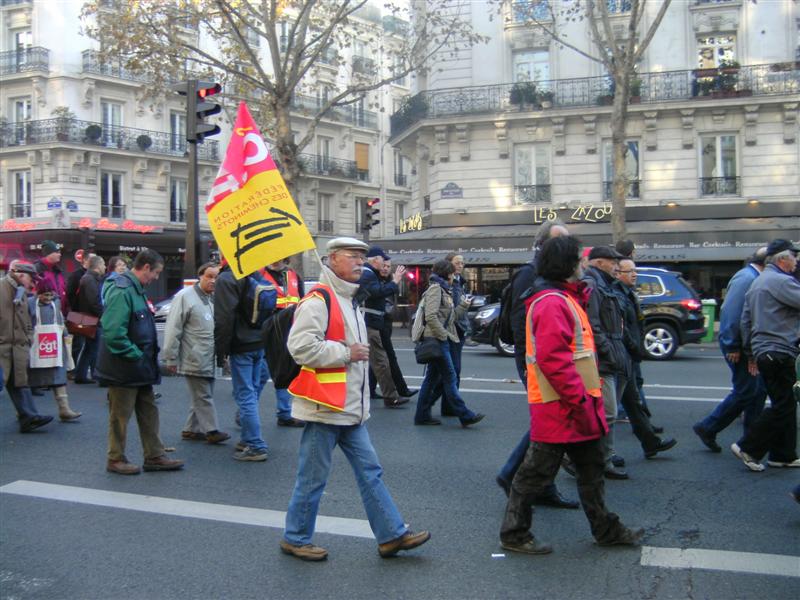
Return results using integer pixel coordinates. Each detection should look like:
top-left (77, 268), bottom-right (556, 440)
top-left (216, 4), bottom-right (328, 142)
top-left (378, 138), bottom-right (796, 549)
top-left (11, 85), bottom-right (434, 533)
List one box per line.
top-left (499, 235), bottom-right (643, 554)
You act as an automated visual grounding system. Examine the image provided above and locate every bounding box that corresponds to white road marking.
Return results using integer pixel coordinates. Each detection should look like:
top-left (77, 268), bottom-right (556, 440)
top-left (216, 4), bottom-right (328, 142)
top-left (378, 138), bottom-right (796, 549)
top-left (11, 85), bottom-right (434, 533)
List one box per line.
top-left (641, 546), bottom-right (800, 578)
top-left (0, 480), bottom-right (374, 539)
top-left (403, 375), bottom-right (727, 392)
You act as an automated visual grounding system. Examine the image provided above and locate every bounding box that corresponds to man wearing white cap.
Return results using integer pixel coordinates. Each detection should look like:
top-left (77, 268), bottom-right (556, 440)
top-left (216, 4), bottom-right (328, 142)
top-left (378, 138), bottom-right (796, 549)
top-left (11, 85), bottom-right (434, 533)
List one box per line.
top-left (281, 237), bottom-right (430, 561)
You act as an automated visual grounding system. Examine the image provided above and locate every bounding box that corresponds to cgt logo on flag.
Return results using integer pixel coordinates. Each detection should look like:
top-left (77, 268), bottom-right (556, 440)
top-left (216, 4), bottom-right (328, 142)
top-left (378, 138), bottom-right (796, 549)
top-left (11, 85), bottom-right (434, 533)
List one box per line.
top-left (206, 102), bottom-right (315, 279)
top-left (37, 332), bottom-right (59, 359)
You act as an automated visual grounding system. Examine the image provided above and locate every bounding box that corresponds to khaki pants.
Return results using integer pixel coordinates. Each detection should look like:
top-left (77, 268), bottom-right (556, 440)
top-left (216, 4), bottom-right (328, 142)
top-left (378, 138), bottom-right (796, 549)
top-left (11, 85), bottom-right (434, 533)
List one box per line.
top-left (183, 376), bottom-right (219, 434)
top-left (368, 328), bottom-right (398, 402)
top-left (107, 385), bottom-right (165, 462)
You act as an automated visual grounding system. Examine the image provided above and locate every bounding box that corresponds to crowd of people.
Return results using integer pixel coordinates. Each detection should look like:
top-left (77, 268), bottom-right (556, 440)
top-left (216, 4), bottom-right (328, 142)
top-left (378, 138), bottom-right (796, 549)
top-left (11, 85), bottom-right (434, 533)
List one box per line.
top-left (1, 227), bottom-right (798, 561)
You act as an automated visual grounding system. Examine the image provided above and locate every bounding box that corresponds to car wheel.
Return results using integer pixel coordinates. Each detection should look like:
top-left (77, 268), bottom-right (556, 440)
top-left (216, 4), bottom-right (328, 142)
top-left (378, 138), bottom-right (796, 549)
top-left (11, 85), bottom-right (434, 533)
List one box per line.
top-left (643, 322), bottom-right (678, 361)
top-left (494, 332), bottom-right (515, 357)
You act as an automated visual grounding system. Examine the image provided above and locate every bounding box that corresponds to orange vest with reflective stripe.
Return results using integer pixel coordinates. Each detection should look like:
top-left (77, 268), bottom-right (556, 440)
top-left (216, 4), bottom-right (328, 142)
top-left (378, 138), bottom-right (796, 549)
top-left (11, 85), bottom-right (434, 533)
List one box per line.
top-left (259, 269), bottom-right (300, 309)
top-left (526, 292), bottom-right (602, 404)
top-left (287, 285), bottom-right (348, 412)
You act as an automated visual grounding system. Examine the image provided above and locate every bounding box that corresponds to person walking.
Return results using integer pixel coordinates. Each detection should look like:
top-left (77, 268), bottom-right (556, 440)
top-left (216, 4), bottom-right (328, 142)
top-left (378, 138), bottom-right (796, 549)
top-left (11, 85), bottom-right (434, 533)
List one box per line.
top-left (65, 249), bottom-right (92, 372)
top-left (693, 248), bottom-right (768, 452)
top-left (96, 249), bottom-right (184, 475)
top-left (731, 240), bottom-right (800, 471)
top-left (163, 262), bottom-right (230, 446)
top-left (499, 235), bottom-right (644, 555)
top-left (27, 279), bottom-right (81, 421)
top-left (214, 262), bottom-right (277, 461)
top-left (73, 254), bottom-right (106, 384)
top-left (34, 241), bottom-right (67, 315)
top-left (259, 257), bottom-right (305, 427)
top-left (281, 237), bottom-right (430, 561)
top-left (358, 246), bottom-right (408, 409)
top-left (0, 261), bottom-right (54, 433)
top-left (413, 259), bottom-right (484, 428)
top-left (435, 253), bottom-right (469, 417)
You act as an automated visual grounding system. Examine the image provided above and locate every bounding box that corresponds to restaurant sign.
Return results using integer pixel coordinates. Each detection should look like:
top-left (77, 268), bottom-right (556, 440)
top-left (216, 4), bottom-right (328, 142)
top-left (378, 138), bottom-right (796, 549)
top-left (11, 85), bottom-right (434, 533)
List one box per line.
top-left (1, 217), bottom-right (163, 234)
top-left (399, 212), bottom-right (424, 233)
top-left (533, 202), bottom-right (613, 224)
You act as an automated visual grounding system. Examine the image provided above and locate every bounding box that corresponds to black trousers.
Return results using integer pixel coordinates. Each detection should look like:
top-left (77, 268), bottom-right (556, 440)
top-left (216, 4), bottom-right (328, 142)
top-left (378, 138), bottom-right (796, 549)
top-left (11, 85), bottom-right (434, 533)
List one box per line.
top-left (500, 439), bottom-right (627, 545)
top-left (738, 352), bottom-right (797, 462)
top-left (619, 377), bottom-right (661, 452)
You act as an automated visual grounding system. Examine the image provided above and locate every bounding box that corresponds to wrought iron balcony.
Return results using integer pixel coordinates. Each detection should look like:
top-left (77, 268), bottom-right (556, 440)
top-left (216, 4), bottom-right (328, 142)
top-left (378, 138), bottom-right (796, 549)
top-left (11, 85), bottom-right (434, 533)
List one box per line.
top-left (700, 177), bottom-right (741, 197)
top-left (170, 208), bottom-right (186, 223)
top-left (8, 203), bottom-right (31, 218)
top-left (82, 50), bottom-right (151, 83)
top-left (394, 174), bottom-right (408, 187)
top-left (1, 0), bottom-right (33, 6)
top-left (514, 184), bottom-right (551, 205)
top-left (318, 219), bottom-right (334, 233)
top-left (289, 93), bottom-right (377, 129)
top-left (101, 204), bottom-right (126, 219)
top-left (352, 55), bottom-right (376, 74)
top-left (0, 46), bottom-right (48, 75)
top-left (0, 118), bottom-right (219, 161)
top-left (297, 153), bottom-right (360, 180)
top-left (390, 62), bottom-right (800, 138)
top-left (603, 180), bottom-right (640, 200)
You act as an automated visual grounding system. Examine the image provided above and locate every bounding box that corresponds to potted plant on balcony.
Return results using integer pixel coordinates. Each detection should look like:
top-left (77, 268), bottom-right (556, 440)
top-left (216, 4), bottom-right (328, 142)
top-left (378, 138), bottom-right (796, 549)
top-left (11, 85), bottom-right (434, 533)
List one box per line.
top-left (51, 106), bottom-right (76, 141)
top-left (629, 78), bottom-right (642, 103)
top-left (85, 124), bottom-right (102, 143)
top-left (539, 90), bottom-right (554, 108)
top-left (712, 60), bottom-right (741, 98)
top-left (136, 134), bottom-right (153, 151)
top-left (510, 82), bottom-right (538, 107)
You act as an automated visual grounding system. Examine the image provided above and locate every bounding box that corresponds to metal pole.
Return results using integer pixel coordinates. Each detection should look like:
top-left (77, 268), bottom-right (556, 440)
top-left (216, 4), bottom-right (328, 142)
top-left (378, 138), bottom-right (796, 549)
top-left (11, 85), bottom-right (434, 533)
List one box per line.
top-left (184, 79), bottom-right (198, 279)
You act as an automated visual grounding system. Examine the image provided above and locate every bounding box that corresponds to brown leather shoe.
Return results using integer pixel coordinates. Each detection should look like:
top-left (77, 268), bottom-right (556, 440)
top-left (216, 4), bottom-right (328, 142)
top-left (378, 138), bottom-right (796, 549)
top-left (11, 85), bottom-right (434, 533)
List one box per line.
top-left (143, 455), bottom-right (185, 472)
top-left (378, 530), bottom-right (431, 558)
top-left (279, 540), bottom-right (328, 561)
top-left (205, 431), bottom-right (231, 444)
top-left (384, 397), bottom-right (410, 409)
top-left (181, 431), bottom-right (207, 441)
top-left (107, 459), bottom-right (141, 475)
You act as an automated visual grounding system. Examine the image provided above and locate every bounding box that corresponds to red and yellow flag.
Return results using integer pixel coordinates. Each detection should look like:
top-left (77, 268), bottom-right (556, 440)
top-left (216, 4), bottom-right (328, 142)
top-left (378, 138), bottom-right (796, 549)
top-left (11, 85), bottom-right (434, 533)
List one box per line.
top-left (206, 102), bottom-right (315, 279)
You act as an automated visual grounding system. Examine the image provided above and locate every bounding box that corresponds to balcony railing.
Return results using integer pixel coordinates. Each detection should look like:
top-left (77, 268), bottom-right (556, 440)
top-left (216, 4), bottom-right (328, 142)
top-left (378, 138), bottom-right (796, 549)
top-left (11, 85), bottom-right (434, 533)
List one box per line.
top-left (0, 46), bottom-right (48, 75)
top-left (8, 203), bottom-right (31, 218)
top-left (82, 50), bottom-right (151, 83)
top-left (318, 219), bottom-right (334, 233)
top-left (390, 62), bottom-right (800, 138)
top-left (394, 174), bottom-right (408, 187)
top-left (101, 204), bottom-right (126, 219)
top-left (297, 153), bottom-right (361, 180)
top-left (290, 93), bottom-right (377, 129)
top-left (0, 118), bottom-right (219, 161)
top-left (1, 0), bottom-right (33, 6)
top-left (603, 180), bottom-right (640, 200)
top-left (170, 208), bottom-right (186, 223)
top-left (514, 184), bottom-right (551, 204)
top-left (700, 177), bottom-right (741, 196)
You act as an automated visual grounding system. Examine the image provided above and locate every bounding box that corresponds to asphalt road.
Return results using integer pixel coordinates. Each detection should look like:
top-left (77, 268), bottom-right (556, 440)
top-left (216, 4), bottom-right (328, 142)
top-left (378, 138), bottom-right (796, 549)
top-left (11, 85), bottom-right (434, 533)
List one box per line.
top-left (1, 336), bottom-right (798, 599)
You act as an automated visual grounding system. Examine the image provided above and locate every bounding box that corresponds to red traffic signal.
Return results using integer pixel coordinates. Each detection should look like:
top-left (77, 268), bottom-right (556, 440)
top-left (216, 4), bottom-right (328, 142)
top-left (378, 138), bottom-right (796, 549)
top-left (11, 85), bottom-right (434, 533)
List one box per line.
top-left (363, 197), bottom-right (380, 231)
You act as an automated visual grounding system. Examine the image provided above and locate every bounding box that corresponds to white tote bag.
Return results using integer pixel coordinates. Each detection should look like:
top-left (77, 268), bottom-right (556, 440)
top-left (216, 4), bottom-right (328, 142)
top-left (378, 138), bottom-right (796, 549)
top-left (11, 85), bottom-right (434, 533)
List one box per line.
top-left (29, 304), bottom-right (64, 369)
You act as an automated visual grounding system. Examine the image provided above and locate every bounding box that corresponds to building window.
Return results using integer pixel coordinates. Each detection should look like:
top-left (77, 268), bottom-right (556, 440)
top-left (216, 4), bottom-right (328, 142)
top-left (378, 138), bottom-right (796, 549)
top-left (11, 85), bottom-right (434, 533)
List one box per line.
top-left (603, 140), bottom-right (640, 200)
top-left (170, 178), bottom-right (188, 222)
top-left (11, 170), bottom-right (32, 218)
top-left (11, 97), bottom-right (31, 144)
top-left (355, 142), bottom-right (370, 182)
top-left (170, 111), bottom-right (186, 153)
top-left (697, 35), bottom-right (736, 69)
top-left (513, 143), bottom-right (550, 204)
top-left (395, 201), bottom-right (406, 229)
top-left (392, 54), bottom-right (407, 86)
top-left (317, 136), bottom-right (332, 171)
top-left (100, 100), bottom-right (123, 148)
top-left (317, 192), bottom-right (334, 233)
top-left (100, 171), bottom-right (125, 218)
top-left (699, 135), bottom-right (739, 196)
top-left (394, 149), bottom-right (407, 187)
top-left (12, 29), bottom-right (33, 70)
top-left (512, 49), bottom-right (550, 83)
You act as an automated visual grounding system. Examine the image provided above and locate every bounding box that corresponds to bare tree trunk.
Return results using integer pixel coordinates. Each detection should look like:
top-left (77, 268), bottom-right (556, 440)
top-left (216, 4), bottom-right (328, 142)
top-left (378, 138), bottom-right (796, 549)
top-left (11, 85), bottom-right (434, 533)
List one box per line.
top-left (610, 73), bottom-right (630, 243)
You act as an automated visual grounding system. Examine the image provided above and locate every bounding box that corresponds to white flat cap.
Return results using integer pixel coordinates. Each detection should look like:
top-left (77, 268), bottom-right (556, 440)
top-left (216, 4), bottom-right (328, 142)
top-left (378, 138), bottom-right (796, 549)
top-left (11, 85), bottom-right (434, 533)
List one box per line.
top-left (326, 237), bottom-right (369, 253)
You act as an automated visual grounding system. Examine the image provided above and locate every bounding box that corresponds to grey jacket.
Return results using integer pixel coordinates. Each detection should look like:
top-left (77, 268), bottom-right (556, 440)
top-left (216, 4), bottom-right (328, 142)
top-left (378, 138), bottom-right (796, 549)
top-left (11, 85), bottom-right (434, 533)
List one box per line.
top-left (288, 265), bottom-right (370, 425)
top-left (421, 280), bottom-right (469, 343)
top-left (741, 264), bottom-right (800, 359)
top-left (162, 284), bottom-right (216, 377)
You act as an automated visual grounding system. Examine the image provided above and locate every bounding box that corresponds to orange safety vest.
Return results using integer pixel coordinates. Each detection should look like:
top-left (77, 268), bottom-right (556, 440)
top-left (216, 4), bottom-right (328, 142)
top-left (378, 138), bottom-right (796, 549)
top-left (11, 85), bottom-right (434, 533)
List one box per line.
top-left (259, 268), bottom-right (300, 309)
top-left (287, 285), bottom-right (348, 412)
top-left (526, 292), bottom-right (602, 404)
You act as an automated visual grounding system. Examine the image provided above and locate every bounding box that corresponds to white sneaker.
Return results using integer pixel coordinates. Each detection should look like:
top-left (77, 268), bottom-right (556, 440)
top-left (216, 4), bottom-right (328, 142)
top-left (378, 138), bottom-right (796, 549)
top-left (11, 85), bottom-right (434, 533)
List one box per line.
top-left (767, 458), bottom-right (800, 468)
top-left (731, 443), bottom-right (765, 472)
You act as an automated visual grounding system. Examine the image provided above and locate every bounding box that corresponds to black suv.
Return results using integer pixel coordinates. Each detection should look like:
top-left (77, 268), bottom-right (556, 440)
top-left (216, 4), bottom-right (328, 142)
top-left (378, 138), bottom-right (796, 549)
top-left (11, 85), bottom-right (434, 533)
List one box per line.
top-left (468, 266), bottom-right (705, 360)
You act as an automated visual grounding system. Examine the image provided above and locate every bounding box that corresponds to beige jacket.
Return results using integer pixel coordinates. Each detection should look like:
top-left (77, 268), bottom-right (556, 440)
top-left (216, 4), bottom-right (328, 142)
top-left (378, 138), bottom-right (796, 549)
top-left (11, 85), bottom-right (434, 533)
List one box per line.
top-left (0, 275), bottom-right (33, 387)
top-left (288, 265), bottom-right (370, 425)
top-left (422, 282), bottom-right (469, 343)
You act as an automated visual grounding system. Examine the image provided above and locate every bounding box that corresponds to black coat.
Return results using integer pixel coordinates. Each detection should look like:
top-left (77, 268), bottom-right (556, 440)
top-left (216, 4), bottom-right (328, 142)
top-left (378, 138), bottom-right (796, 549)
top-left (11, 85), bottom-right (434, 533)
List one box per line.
top-left (510, 260), bottom-right (537, 356)
top-left (357, 264), bottom-right (398, 329)
top-left (582, 266), bottom-right (630, 376)
top-left (77, 271), bottom-right (103, 317)
top-left (614, 280), bottom-right (645, 362)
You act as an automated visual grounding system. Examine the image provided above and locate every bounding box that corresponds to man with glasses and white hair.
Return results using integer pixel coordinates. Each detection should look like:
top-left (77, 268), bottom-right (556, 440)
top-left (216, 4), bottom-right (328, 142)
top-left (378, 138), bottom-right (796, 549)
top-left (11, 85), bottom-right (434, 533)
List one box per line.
top-left (731, 239), bottom-right (800, 472)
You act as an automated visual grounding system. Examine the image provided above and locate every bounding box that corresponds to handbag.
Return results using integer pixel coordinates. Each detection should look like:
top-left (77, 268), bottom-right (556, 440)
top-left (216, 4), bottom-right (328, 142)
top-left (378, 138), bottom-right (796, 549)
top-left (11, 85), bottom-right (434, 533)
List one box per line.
top-left (29, 304), bottom-right (65, 369)
top-left (414, 336), bottom-right (444, 364)
top-left (66, 311), bottom-right (99, 339)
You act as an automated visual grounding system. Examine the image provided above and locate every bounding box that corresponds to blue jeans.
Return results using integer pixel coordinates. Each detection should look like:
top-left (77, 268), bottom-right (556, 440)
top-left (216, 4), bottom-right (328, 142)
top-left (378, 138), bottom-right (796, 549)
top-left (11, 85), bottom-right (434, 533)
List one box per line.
top-left (431, 336), bottom-right (464, 415)
top-left (260, 359), bottom-right (292, 420)
top-left (75, 333), bottom-right (99, 381)
top-left (696, 354), bottom-right (766, 437)
top-left (284, 422), bottom-right (407, 545)
top-left (230, 350), bottom-right (267, 452)
top-left (414, 339), bottom-right (475, 423)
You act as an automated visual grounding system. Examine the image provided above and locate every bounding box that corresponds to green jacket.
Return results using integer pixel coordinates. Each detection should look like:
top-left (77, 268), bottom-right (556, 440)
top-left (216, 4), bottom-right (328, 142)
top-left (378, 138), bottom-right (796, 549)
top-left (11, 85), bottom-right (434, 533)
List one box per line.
top-left (95, 271), bottom-right (160, 387)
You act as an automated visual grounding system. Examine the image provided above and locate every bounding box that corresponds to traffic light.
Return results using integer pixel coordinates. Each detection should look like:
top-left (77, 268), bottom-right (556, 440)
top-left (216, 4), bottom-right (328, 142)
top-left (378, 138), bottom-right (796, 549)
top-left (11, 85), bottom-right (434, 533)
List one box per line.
top-left (363, 197), bottom-right (381, 231)
top-left (87, 231), bottom-right (96, 251)
top-left (171, 80), bottom-right (222, 143)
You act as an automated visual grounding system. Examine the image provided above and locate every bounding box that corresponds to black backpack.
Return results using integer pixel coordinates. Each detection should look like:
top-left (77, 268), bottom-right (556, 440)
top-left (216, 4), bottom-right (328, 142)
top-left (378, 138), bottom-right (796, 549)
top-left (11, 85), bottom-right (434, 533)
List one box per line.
top-left (497, 264), bottom-right (535, 346)
top-left (262, 287), bottom-right (331, 389)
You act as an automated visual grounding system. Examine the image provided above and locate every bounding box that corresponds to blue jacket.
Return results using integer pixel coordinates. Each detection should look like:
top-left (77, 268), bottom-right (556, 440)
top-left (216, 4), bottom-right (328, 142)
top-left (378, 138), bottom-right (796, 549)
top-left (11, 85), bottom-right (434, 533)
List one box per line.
top-left (357, 264), bottom-right (398, 329)
top-left (718, 264), bottom-right (760, 355)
